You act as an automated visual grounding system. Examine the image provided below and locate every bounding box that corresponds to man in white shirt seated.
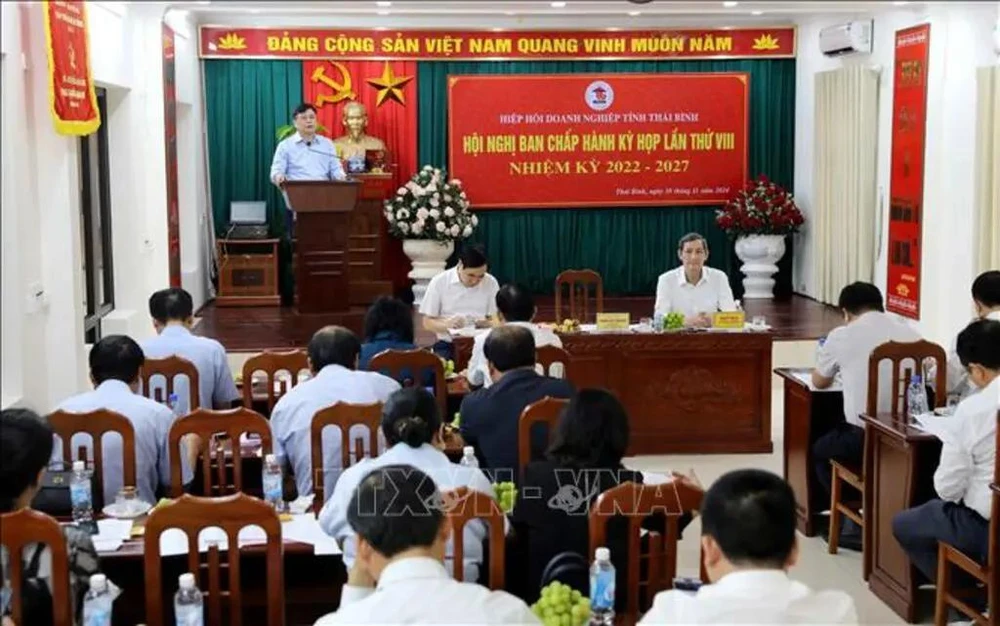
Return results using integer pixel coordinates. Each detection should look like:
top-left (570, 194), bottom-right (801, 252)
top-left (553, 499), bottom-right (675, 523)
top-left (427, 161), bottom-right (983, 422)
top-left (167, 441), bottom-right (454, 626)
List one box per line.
top-left (811, 282), bottom-right (921, 550)
top-left (653, 232), bottom-right (736, 328)
top-left (269, 326), bottom-right (400, 503)
top-left (420, 245), bottom-right (500, 360)
top-left (947, 270), bottom-right (1000, 399)
top-left (640, 468), bottom-right (857, 624)
top-left (467, 283), bottom-right (562, 388)
top-left (141, 288), bottom-right (241, 413)
top-left (893, 319), bottom-right (999, 594)
top-left (314, 464), bottom-right (538, 625)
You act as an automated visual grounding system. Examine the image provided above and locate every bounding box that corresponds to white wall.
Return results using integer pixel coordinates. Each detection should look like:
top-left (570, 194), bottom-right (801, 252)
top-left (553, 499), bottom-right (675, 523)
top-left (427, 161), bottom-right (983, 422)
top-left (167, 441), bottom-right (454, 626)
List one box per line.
top-left (794, 3), bottom-right (1000, 347)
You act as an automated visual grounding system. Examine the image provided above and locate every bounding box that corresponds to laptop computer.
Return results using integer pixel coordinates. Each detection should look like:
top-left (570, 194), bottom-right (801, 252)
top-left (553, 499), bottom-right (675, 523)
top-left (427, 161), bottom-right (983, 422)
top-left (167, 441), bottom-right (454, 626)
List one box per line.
top-left (228, 201), bottom-right (269, 239)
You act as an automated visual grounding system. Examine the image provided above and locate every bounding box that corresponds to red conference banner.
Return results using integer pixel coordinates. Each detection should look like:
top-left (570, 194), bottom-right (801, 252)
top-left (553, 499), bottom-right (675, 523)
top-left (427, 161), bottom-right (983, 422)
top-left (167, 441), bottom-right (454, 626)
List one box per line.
top-left (886, 24), bottom-right (930, 320)
top-left (448, 73), bottom-right (748, 209)
top-left (43, 0), bottom-right (100, 135)
top-left (163, 23), bottom-right (181, 287)
top-left (199, 27), bottom-right (795, 60)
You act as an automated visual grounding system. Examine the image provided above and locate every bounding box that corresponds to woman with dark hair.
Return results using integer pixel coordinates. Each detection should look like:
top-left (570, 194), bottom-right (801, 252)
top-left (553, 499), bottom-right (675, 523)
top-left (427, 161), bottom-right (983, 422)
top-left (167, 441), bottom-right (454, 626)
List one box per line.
top-left (1, 408), bottom-right (101, 625)
top-left (359, 296), bottom-right (417, 370)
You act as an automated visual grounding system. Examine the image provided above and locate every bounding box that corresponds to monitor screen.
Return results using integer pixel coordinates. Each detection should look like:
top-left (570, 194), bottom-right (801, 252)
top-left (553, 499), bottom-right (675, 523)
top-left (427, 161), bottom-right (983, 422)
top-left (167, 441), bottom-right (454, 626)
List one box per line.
top-left (230, 201), bottom-right (266, 224)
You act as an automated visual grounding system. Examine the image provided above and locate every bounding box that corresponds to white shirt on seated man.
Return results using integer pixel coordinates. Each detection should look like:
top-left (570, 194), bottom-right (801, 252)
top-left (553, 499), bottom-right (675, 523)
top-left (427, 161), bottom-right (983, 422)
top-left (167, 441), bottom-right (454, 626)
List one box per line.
top-left (653, 233), bottom-right (736, 328)
top-left (639, 469), bottom-right (857, 624)
top-left (314, 463), bottom-right (537, 626)
top-left (945, 270), bottom-right (1000, 399)
top-left (420, 245), bottom-right (500, 346)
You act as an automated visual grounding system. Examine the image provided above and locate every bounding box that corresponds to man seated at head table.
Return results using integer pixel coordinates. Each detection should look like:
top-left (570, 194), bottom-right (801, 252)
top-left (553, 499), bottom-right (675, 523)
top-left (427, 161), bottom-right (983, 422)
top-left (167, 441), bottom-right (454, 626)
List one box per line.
top-left (53, 335), bottom-right (194, 506)
top-left (892, 319), bottom-right (999, 601)
top-left (419, 244), bottom-right (500, 361)
top-left (640, 469), bottom-right (857, 624)
top-left (810, 281), bottom-right (922, 550)
top-left (653, 232), bottom-right (737, 328)
top-left (269, 326), bottom-right (400, 505)
top-left (947, 270), bottom-right (1000, 400)
top-left (459, 325), bottom-right (574, 480)
top-left (314, 464), bottom-right (538, 625)
top-left (467, 283), bottom-right (562, 389)
top-left (141, 287), bottom-right (241, 413)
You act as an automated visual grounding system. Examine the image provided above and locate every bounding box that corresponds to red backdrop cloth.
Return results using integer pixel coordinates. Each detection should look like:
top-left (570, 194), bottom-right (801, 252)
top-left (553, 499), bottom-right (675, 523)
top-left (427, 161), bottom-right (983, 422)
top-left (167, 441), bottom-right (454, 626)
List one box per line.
top-left (302, 59), bottom-right (418, 294)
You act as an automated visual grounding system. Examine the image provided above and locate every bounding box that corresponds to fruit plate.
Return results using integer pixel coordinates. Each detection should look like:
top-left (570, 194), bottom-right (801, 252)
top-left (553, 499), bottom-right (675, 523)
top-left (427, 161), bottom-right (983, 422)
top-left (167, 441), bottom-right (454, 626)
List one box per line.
top-left (102, 500), bottom-right (153, 519)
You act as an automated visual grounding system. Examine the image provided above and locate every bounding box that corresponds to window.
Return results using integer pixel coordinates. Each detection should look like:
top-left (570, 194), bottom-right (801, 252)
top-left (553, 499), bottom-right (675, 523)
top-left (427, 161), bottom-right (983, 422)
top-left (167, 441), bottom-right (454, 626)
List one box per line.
top-left (80, 87), bottom-right (114, 344)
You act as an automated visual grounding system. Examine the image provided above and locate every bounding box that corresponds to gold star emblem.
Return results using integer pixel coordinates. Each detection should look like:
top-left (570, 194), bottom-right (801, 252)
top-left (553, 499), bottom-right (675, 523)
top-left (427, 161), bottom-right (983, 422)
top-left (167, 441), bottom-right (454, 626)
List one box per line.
top-left (366, 61), bottom-right (413, 107)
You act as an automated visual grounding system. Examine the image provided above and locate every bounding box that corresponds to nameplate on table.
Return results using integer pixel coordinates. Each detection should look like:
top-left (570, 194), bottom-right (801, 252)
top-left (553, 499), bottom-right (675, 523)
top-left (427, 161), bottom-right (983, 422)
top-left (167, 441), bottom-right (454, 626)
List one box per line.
top-left (712, 311), bottom-right (746, 329)
top-left (595, 312), bottom-right (630, 331)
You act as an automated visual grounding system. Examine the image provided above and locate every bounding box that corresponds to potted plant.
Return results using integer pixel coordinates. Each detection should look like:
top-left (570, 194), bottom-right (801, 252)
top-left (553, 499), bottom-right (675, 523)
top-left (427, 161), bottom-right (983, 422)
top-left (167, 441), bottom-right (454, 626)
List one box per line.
top-left (716, 175), bottom-right (804, 299)
top-left (385, 165), bottom-right (479, 305)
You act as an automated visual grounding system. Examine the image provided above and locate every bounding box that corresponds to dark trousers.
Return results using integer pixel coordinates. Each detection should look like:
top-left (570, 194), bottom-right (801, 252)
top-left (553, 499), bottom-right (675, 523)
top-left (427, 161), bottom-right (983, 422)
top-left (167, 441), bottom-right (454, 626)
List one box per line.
top-left (812, 422), bottom-right (865, 502)
top-left (892, 499), bottom-right (989, 586)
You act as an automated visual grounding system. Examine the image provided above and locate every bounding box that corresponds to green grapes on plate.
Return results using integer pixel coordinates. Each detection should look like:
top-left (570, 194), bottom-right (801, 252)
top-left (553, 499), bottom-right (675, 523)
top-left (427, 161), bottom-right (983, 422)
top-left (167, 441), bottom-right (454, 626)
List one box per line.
top-left (531, 581), bottom-right (591, 626)
top-left (663, 311), bottom-right (685, 331)
top-left (492, 481), bottom-right (517, 514)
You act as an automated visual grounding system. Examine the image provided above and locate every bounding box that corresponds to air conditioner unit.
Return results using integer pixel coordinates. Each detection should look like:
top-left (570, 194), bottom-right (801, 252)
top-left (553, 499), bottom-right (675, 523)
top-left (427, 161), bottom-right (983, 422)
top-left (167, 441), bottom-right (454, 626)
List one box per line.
top-left (819, 20), bottom-right (873, 57)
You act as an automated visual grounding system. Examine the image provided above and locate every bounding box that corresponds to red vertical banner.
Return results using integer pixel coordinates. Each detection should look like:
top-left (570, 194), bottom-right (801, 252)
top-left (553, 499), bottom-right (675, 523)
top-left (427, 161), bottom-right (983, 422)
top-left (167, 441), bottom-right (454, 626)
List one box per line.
top-left (163, 23), bottom-right (181, 287)
top-left (42, 0), bottom-right (101, 135)
top-left (885, 24), bottom-right (930, 319)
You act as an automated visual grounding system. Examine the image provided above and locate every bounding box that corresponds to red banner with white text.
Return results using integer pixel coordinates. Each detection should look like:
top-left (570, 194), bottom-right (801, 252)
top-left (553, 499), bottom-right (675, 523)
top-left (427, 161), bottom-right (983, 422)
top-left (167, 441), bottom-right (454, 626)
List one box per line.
top-left (43, 0), bottom-right (100, 135)
top-left (886, 24), bottom-right (930, 319)
top-left (448, 73), bottom-right (748, 208)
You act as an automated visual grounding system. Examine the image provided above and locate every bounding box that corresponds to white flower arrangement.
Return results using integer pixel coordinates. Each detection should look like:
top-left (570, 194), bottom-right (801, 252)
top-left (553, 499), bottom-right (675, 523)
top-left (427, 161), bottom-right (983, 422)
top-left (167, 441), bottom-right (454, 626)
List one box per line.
top-left (385, 165), bottom-right (479, 242)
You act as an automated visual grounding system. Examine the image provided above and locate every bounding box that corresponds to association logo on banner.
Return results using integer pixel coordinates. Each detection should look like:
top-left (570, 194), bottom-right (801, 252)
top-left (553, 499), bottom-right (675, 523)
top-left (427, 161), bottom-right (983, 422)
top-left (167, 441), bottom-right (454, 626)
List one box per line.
top-left (585, 80), bottom-right (614, 111)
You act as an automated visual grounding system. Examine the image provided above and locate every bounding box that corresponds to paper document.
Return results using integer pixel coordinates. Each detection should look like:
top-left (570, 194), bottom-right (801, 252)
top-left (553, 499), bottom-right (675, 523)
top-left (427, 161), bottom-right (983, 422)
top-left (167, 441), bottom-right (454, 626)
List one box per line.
top-left (912, 414), bottom-right (959, 445)
top-left (640, 471), bottom-right (674, 486)
top-left (96, 518), bottom-right (133, 541)
top-left (282, 514), bottom-right (342, 555)
top-left (788, 369), bottom-right (842, 392)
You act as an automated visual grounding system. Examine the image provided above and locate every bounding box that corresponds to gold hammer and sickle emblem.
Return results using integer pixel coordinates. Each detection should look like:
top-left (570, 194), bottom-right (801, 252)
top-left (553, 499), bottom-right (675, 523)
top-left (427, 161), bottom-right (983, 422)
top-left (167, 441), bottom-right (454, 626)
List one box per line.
top-left (312, 61), bottom-right (356, 106)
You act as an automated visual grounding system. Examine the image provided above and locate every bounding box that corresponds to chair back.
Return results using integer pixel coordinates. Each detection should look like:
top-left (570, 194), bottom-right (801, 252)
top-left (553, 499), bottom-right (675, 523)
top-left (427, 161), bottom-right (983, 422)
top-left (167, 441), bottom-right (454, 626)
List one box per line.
top-left (142, 493), bottom-right (284, 626)
top-left (536, 344), bottom-right (572, 380)
top-left (0, 509), bottom-right (73, 626)
top-left (518, 397), bottom-right (569, 479)
top-left (589, 481), bottom-right (704, 625)
top-left (241, 350), bottom-right (310, 414)
top-left (866, 340), bottom-right (947, 417)
top-left (47, 409), bottom-right (137, 509)
top-left (988, 480), bottom-right (999, 619)
top-left (369, 349), bottom-right (447, 416)
top-left (442, 487), bottom-right (506, 589)
top-left (310, 402), bottom-right (383, 508)
top-left (555, 269), bottom-right (604, 323)
top-left (141, 355), bottom-right (201, 410)
top-left (167, 408), bottom-right (272, 497)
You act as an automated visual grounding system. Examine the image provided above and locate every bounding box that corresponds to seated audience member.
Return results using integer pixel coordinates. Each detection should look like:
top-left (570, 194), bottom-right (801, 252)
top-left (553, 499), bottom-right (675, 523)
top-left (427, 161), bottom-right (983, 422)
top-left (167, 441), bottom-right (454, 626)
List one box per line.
top-left (1, 408), bottom-right (101, 626)
top-left (314, 465), bottom-right (537, 625)
top-left (467, 283), bottom-right (562, 388)
top-left (55, 335), bottom-right (192, 505)
top-left (319, 387), bottom-right (496, 583)
top-left (810, 282), bottom-right (921, 549)
top-left (893, 319), bottom-right (999, 590)
top-left (640, 469), bottom-right (857, 624)
top-left (459, 325), bottom-right (574, 477)
top-left (141, 288), bottom-right (240, 412)
top-left (270, 326), bottom-right (400, 503)
top-left (359, 296), bottom-right (433, 387)
top-left (420, 245), bottom-right (500, 360)
top-left (947, 270), bottom-right (1000, 398)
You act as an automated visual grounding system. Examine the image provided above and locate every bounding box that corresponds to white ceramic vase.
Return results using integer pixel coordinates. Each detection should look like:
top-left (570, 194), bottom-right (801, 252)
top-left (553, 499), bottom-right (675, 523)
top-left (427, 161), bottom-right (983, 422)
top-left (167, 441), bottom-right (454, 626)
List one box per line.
top-left (734, 234), bottom-right (787, 299)
top-left (402, 239), bottom-right (455, 307)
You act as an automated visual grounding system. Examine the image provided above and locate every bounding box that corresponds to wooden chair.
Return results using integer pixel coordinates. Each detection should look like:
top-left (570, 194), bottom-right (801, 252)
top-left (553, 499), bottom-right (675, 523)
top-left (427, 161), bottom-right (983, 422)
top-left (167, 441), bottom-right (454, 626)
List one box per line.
top-left (518, 396), bottom-right (569, 479)
top-left (589, 480), bottom-right (704, 626)
top-left (310, 402), bottom-right (383, 508)
top-left (536, 344), bottom-right (572, 380)
top-left (241, 349), bottom-right (310, 414)
top-left (933, 410), bottom-right (1000, 626)
top-left (143, 493), bottom-right (284, 626)
top-left (555, 269), bottom-right (604, 323)
top-left (369, 349), bottom-right (447, 416)
top-left (167, 407), bottom-right (272, 497)
top-left (47, 409), bottom-right (137, 509)
top-left (442, 487), bottom-right (506, 590)
top-left (0, 508), bottom-right (73, 626)
top-left (141, 355), bottom-right (200, 410)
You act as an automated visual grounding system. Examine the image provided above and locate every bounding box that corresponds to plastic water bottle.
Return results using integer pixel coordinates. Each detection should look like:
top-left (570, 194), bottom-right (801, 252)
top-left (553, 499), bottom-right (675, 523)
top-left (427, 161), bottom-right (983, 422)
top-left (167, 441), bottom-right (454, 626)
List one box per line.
top-left (907, 374), bottom-right (929, 418)
top-left (589, 547), bottom-right (615, 626)
top-left (262, 454), bottom-right (283, 510)
top-left (71, 460), bottom-right (94, 525)
top-left (174, 573), bottom-right (204, 626)
top-left (459, 446), bottom-right (479, 469)
top-left (82, 573), bottom-right (111, 626)
top-left (168, 393), bottom-right (183, 418)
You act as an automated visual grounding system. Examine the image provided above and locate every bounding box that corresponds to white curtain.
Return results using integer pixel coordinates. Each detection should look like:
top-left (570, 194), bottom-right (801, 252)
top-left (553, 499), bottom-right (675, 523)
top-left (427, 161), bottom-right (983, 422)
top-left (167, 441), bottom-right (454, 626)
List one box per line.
top-left (975, 66), bottom-right (1000, 273)
top-left (812, 66), bottom-right (880, 304)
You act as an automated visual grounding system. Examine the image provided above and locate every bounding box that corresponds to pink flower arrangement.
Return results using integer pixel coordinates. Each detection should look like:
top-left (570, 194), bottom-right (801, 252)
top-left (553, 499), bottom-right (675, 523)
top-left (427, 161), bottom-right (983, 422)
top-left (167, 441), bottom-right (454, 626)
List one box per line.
top-left (384, 165), bottom-right (478, 241)
top-left (716, 175), bottom-right (804, 237)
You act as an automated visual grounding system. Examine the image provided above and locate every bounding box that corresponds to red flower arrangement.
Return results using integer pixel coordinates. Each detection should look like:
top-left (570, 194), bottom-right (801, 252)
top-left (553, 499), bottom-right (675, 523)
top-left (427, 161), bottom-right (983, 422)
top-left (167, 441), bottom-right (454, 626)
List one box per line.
top-left (716, 175), bottom-right (804, 237)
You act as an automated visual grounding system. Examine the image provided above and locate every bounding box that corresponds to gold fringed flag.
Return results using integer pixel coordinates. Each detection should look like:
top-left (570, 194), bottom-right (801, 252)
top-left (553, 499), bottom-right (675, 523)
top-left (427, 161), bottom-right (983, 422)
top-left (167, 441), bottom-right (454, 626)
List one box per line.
top-left (43, 0), bottom-right (101, 135)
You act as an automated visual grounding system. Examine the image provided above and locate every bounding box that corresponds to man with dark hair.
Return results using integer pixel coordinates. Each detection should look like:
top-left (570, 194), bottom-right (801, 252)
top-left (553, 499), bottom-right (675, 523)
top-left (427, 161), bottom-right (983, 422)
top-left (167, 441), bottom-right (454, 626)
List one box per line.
top-left (654, 232), bottom-right (736, 328)
top-left (947, 270), bottom-right (1000, 397)
top-left (467, 283), bottom-right (562, 388)
top-left (269, 326), bottom-right (400, 502)
top-left (811, 282), bottom-right (921, 549)
top-left (459, 326), bottom-right (573, 477)
top-left (893, 319), bottom-right (999, 590)
top-left (640, 470), bottom-right (856, 623)
top-left (142, 288), bottom-right (240, 412)
top-left (55, 335), bottom-right (193, 505)
top-left (314, 465), bottom-right (536, 625)
top-left (420, 244), bottom-right (500, 359)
